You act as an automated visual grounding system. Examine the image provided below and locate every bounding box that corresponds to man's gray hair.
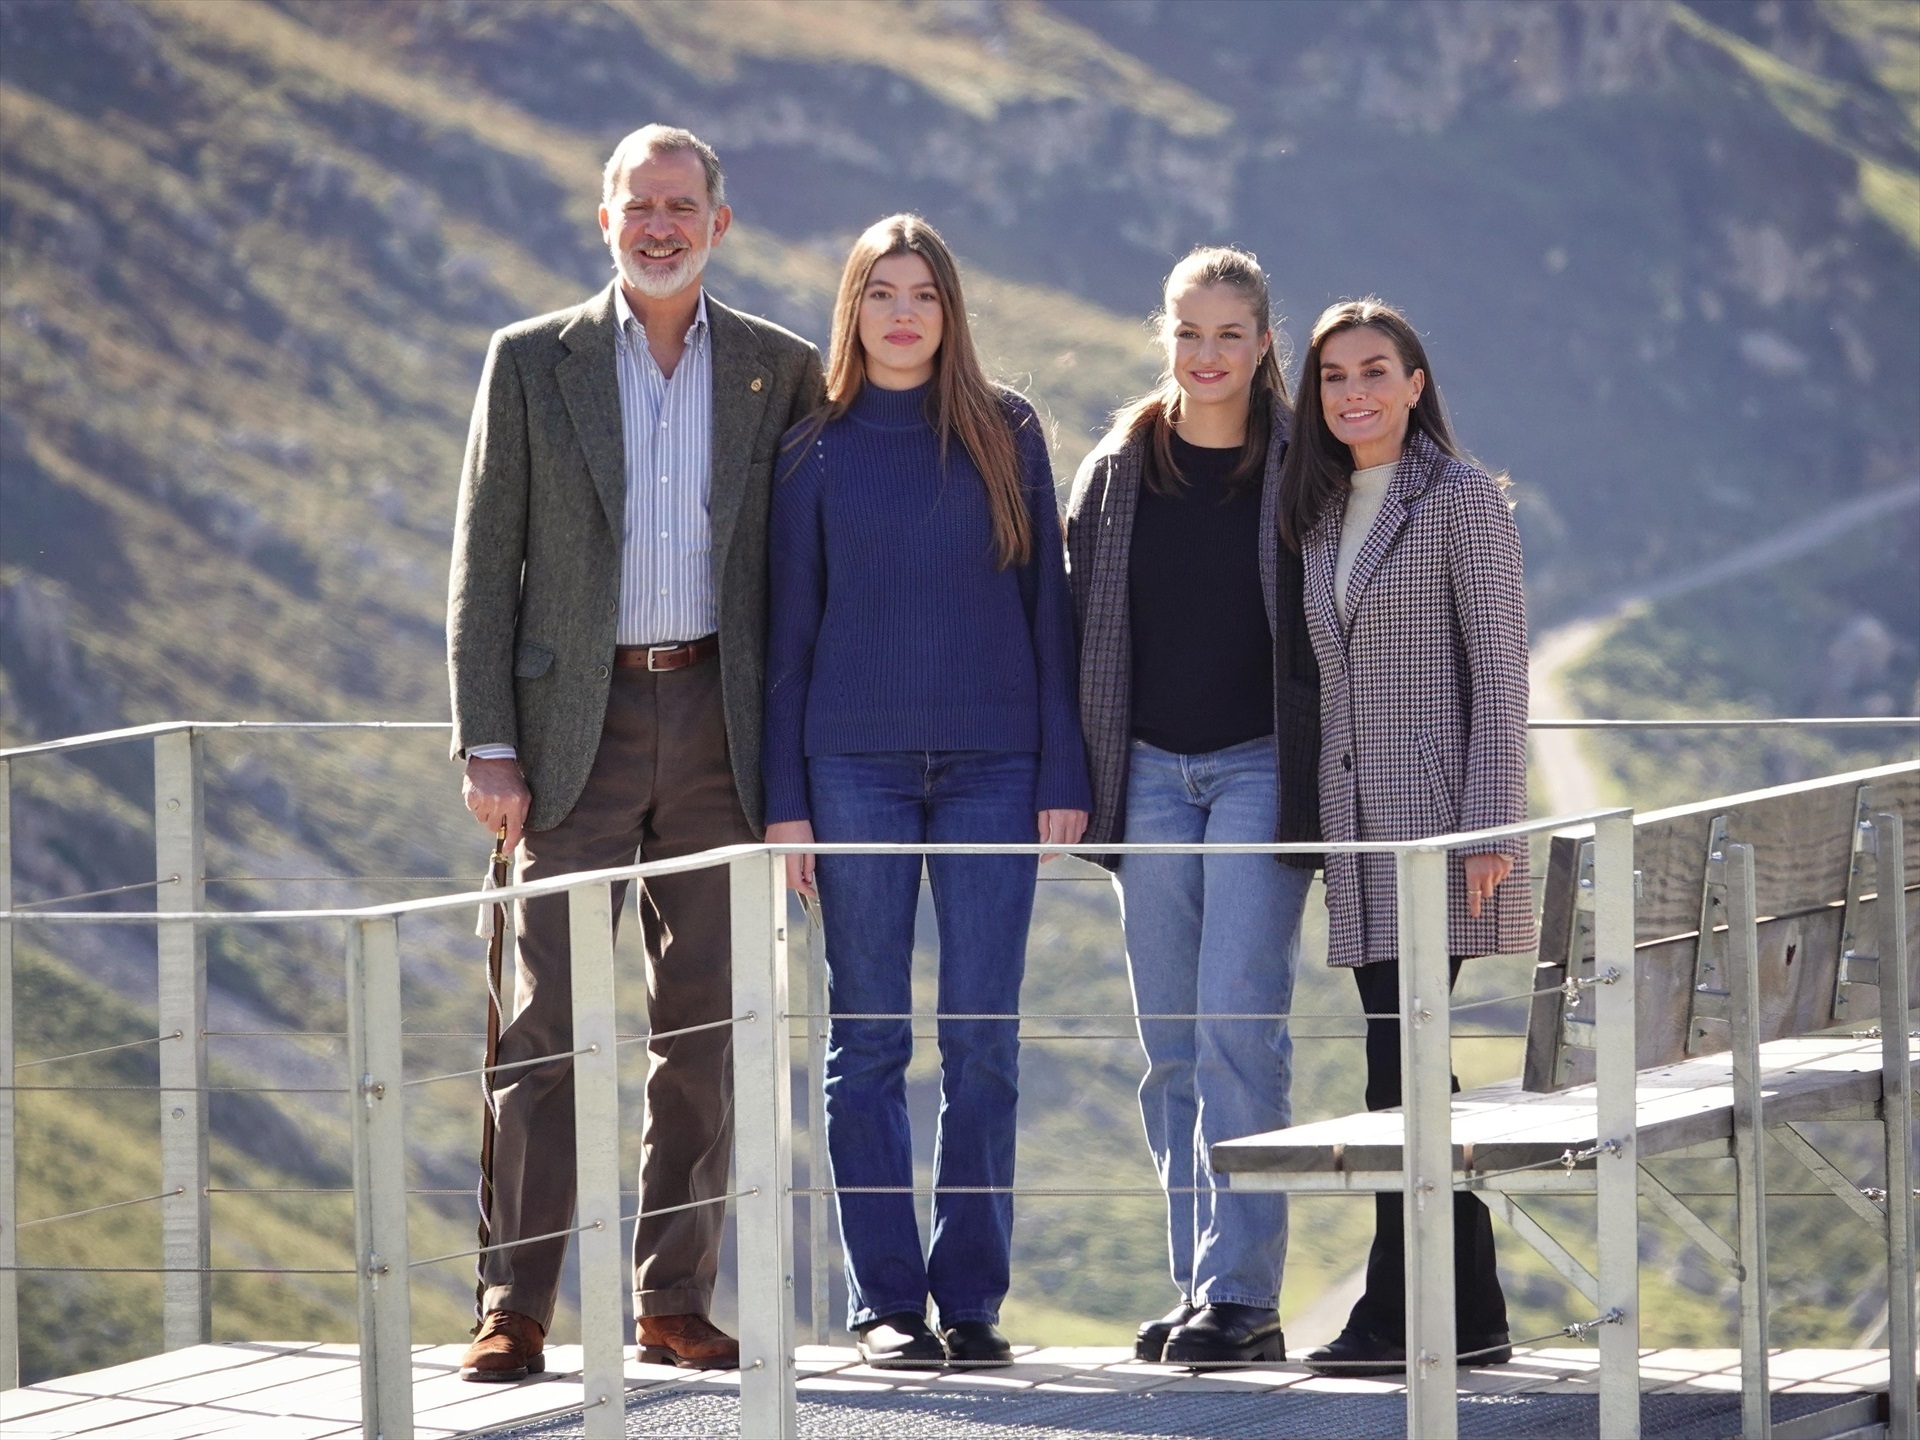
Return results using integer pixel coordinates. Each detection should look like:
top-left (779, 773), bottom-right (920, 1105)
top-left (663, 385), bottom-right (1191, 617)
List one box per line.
top-left (602, 125), bottom-right (726, 208)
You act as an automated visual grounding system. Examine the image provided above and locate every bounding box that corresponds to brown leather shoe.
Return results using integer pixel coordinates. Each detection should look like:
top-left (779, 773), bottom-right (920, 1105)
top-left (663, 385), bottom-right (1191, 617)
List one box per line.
top-left (460, 1309), bottom-right (546, 1382)
top-left (636, 1312), bottom-right (740, 1369)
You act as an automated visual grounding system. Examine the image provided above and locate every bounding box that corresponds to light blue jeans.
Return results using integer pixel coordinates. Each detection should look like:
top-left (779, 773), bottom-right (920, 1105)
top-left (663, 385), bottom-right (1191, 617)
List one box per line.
top-left (1116, 737), bottom-right (1309, 1310)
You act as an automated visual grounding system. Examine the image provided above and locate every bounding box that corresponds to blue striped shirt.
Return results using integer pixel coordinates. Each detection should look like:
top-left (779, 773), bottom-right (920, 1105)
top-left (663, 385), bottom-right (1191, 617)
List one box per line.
top-left (466, 289), bottom-right (716, 763)
top-left (614, 286), bottom-right (716, 646)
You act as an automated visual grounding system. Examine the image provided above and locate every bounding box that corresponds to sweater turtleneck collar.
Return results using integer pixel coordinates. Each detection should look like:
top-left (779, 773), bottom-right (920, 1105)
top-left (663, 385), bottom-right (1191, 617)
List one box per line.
top-left (850, 379), bottom-right (934, 430)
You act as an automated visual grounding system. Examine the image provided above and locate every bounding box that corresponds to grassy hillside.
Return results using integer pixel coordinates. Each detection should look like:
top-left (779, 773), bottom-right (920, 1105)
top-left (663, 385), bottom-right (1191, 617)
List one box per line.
top-left (2, 0), bottom-right (1916, 1383)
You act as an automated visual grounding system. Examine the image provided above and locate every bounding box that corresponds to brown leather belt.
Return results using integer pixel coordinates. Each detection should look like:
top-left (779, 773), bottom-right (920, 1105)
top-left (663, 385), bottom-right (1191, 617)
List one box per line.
top-left (613, 636), bottom-right (719, 672)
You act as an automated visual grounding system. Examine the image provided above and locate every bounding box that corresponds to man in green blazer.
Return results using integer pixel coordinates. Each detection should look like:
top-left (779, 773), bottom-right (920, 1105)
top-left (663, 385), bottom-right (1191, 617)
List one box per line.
top-left (447, 125), bottom-right (822, 1381)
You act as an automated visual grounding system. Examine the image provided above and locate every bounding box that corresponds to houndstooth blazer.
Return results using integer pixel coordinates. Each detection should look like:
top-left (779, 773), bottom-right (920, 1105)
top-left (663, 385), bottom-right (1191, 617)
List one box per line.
top-left (1065, 398), bottom-right (1320, 870)
top-left (1304, 429), bottom-right (1535, 968)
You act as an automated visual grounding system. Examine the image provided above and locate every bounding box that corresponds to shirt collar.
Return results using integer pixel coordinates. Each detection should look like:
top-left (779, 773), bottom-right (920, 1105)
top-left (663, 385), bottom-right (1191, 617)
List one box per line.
top-left (615, 286), bottom-right (708, 348)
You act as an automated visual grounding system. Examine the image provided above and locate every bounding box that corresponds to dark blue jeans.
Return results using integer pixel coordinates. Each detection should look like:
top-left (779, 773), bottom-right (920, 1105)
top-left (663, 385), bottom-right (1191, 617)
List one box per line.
top-left (809, 750), bottom-right (1040, 1330)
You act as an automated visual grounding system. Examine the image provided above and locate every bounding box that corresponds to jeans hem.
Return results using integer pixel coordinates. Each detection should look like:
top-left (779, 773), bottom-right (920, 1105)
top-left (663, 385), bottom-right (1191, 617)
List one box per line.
top-left (1194, 1289), bottom-right (1280, 1310)
top-left (850, 1300), bottom-right (927, 1331)
top-left (933, 1305), bottom-right (1002, 1327)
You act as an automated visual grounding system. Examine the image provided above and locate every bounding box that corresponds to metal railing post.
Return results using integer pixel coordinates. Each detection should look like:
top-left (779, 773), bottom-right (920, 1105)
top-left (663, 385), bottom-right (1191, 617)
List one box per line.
top-left (1874, 812), bottom-right (1915, 1438)
top-left (154, 727), bottom-right (210, 1350)
top-left (1726, 842), bottom-right (1771, 1439)
top-left (570, 882), bottom-right (625, 1440)
top-left (0, 757), bottom-right (17, 1389)
top-left (732, 851), bottom-right (796, 1438)
top-left (1592, 813), bottom-right (1641, 1438)
top-left (348, 915), bottom-right (413, 1440)
top-left (1396, 845), bottom-right (1457, 1440)
top-left (805, 902), bottom-right (831, 1345)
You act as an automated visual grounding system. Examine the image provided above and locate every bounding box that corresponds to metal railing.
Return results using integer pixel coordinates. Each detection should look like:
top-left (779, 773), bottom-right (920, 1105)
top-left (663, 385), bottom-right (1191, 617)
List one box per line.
top-left (1, 717), bottom-right (1916, 1440)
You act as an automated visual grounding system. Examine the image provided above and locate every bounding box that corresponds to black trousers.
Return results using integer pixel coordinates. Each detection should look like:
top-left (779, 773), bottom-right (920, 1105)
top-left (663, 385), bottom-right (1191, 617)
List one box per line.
top-left (1344, 957), bottom-right (1509, 1342)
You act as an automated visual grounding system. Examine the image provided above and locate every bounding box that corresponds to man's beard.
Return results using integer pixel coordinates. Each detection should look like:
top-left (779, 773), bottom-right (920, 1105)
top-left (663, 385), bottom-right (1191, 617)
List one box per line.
top-left (615, 239), bottom-right (709, 299)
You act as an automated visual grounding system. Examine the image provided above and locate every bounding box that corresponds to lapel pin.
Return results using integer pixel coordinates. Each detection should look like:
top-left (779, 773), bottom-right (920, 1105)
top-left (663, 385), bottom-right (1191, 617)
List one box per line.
top-left (750, 377), bottom-right (763, 392)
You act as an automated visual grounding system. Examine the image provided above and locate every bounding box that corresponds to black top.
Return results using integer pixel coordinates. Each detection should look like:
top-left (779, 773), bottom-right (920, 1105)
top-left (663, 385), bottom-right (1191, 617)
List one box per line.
top-left (1128, 432), bottom-right (1275, 755)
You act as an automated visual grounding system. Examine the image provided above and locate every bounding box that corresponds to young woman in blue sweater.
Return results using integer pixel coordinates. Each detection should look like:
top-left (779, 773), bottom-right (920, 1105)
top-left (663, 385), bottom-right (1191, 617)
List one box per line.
top-left (763, 214), bottom-right (1091, 1369)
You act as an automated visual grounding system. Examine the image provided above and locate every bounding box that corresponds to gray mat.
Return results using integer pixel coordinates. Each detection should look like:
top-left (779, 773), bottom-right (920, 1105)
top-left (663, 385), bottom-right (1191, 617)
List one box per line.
top-left (476, 1386), bottom-right (1867, 1439)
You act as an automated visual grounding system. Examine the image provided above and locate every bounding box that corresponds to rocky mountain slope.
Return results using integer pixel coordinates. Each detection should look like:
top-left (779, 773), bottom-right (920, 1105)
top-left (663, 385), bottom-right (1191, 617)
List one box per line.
top-left (1, 0), bottom-right (1916, 1382)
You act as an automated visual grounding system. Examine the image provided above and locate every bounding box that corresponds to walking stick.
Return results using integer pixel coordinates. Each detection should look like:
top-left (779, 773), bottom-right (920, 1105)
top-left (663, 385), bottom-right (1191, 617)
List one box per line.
top-left (472, 824), bottom-right (512, 1328)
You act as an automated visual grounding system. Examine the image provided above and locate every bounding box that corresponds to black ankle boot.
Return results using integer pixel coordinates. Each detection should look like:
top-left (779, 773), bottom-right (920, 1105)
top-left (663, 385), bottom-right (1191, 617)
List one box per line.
top-left (1303, 1326), bottom-right (1404, 1377)
top-left (1304, 1326), bottom-right (1513, 1376)
top-left (1134, 1301), bottom-right (1198, 1361)
top-left (855, 1312), bottom-right (945, 1369)
top-left (941, 1320), bottom-right (1013, 1367)
top-left (1162, 1303), bottom-right (1285, 1368)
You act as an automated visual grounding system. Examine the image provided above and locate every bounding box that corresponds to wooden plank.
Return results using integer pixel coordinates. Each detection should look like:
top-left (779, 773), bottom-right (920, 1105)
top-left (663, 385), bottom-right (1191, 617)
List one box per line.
top-left (1213, 1035), bottom-right (1913, 1175)
top-left (0, 1388), bottom-right (95, 1424)
top-left (116, 1349), bottom-right (353, 1408)
top-left (1532, 889), bottom-right (1918, 1089)
top-left (1524, 764), bottom-right (1920, 1092)
top-left (0, 1396), bottom-right (178, 1436)
top-left (1523, 832), bottom-right (1586, 1090)
top-left (22, 1345), bottom-right (316, 1406)
top-left (1633, 762), bottom-right (1919, 941)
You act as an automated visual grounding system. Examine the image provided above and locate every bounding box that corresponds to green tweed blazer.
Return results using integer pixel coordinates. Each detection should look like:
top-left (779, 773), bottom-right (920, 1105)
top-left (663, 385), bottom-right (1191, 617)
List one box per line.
top-left (446, 283), bottom-right (824, 834)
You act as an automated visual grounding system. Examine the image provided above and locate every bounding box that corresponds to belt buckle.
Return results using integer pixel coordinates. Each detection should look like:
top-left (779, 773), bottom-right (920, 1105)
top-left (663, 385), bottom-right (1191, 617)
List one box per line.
top-left (645, 644), bottom-right (678, 672)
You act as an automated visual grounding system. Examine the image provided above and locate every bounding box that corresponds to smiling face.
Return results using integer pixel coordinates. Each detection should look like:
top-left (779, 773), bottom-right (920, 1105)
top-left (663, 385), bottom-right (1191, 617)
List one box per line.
top-left (598, 147), bottom-right (730, 301)
top-left (1165, 281), bottom-right (1268, 416)
top-left (856, 250), bottom-right (944, 390)
top-left (1318, 324), bottom-right (1425, 467)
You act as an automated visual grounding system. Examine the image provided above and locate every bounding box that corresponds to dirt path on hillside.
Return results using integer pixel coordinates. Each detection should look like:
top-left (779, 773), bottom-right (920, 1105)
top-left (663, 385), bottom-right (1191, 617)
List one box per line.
top-left (1529, 480), bottom-right (1920, 817)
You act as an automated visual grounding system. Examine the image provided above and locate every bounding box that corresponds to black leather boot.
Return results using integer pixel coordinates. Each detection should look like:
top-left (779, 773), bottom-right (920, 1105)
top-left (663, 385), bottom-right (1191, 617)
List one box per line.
top-left (855, 1312), bottom-right (946, 1369)
top-left (1303, 1326), bottom-right (1404, 1377)
top-left (1163, 1302), bottom-right (1285, 1368)
top-left (1304, 1326), bottom-right (1512, 1376)
top-left (941, 1320), bottom-right (1014, 1367)
top-left (1134, 1301), bottom-right (1198, 1361)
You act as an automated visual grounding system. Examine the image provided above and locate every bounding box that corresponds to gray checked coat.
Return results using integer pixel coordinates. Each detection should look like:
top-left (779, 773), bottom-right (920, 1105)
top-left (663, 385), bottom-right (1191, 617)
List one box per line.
top-left (446, 283), bottom-right (823, 834)
top-left (1305, 429), bottom-right (1535, 968)
top-left (1064, 398), bottom-right (1321, 870)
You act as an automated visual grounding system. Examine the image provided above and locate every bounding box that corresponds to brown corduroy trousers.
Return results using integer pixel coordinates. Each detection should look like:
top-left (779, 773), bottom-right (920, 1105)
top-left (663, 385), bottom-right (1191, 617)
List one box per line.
top-left (479, 658), bottom-right (752, 1328)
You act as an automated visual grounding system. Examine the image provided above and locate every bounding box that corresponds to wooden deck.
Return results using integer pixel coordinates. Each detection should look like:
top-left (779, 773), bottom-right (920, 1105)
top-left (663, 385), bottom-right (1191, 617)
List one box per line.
top-left (1, 1341), bottom-right (1900, 1439)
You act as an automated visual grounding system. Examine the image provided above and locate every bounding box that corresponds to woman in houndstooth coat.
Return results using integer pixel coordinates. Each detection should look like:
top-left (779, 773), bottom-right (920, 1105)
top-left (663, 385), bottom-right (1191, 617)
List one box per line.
top-left (1280, 298), bottom-right (1533, 1376)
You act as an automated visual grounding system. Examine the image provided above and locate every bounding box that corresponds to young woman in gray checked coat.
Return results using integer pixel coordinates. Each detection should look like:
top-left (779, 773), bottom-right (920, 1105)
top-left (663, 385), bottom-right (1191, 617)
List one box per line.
top-left (1065, 247), bottom-right (1321, 1369)
top-left (1279, 298), bottom-right (1535, 1376)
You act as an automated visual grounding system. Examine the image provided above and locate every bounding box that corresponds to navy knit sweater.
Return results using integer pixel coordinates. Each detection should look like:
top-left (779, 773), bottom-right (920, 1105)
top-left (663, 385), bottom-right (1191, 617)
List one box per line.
top-left (763, 382), bottom-right (1092, 825)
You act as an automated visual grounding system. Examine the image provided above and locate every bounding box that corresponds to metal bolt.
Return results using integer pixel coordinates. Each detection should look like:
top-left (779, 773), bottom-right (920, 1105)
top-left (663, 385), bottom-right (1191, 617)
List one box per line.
top-left (171, 1106), bottom-right (185, 1120)
top-left (165, 799), bottom-right (180, 811)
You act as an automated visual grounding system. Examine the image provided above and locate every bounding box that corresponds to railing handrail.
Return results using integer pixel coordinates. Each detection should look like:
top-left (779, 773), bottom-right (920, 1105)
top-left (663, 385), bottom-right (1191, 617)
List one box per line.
top-left (0, 719), bottom-right (451, 760)
top-left (4, 715), bottom-right (1915, 762)
top-left (0, 808), bottom-right (1636, 927)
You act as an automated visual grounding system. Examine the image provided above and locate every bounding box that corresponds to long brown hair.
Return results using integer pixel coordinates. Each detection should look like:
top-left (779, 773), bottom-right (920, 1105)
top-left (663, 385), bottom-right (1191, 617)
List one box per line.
top-left (1110, 246), bottom-right (1290, 497)
top-left (1276, 297), bottom-right (1466, 551)
top-left (796, 214), bottom-right (1030, 567)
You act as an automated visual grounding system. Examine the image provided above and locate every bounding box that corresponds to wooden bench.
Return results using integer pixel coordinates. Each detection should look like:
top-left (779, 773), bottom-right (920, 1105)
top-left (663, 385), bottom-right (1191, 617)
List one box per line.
top-left (1213, 761), bottom-right (1918, 1440)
